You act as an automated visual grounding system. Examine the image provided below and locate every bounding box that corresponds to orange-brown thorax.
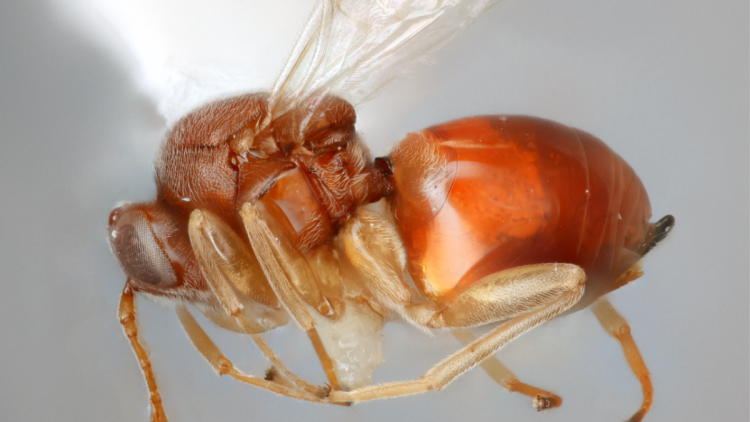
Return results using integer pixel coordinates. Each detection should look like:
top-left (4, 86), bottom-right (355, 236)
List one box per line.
top-left (155, 94), bottom-right (387, 255)
top-left (110, 94), bottom-right (389, 304)
top-left (386, 116), bottom-right (652, 309)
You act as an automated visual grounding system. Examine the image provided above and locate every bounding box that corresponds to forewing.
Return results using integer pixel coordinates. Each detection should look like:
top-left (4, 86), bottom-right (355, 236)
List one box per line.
top-left (269, 0), bottom-right (503, 119)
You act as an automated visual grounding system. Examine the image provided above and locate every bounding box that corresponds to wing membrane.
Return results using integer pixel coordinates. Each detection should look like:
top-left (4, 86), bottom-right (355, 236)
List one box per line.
top-left (269, 0), bottom-right (503, 119)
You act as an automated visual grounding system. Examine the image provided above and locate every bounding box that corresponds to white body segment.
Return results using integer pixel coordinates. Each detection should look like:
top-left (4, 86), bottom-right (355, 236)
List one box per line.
top-left (314, 300), bottom-right (385, 389)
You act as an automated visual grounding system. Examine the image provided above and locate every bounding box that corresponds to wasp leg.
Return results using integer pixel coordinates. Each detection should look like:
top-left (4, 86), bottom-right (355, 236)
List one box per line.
top-left (175, 305), bottom-right (333, 403)
top-left (451, 329), bottom-right (562, 410)
top-left (336, 209), bottom-right (585, 404)
top-left (188, 209), bottom-right (326, 396)
top-left (592, 298), bottom-right (652, 422)
top-left (118, 285), bottom-right (168, 422)
top-left (327, 263), bottom-right (585, 403)
top-left (239, 202), bottom-right (342, 391)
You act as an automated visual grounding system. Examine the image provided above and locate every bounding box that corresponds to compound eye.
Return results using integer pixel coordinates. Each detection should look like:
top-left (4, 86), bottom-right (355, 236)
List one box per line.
top-left (109, 208), bottom-right (178, 288)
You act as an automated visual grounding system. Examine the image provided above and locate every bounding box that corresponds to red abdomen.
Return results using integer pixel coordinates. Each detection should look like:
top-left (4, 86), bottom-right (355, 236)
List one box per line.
top-left (387, 116), bottom-right (652, 306)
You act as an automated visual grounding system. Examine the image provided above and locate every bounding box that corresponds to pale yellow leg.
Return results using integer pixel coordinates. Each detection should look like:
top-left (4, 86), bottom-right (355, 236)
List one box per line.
top-left (451, 329), bottom-right (562, 410)
top-left (334, 209), bottom-right (586, 405)
top-left (187, 209), bottom-right (329, 394)
top-left (239, 203), bottom-right (341, 390)
top-left (187, 209), bottom-right (279, 310)
top-left (592, 298), bottom-right (653, 422)
top-left (118, 285), bottom-right (168, 422)
top-left (175, 305), bottom-right (330, 402)
top-left (329, 281), bottom-right (583, 404)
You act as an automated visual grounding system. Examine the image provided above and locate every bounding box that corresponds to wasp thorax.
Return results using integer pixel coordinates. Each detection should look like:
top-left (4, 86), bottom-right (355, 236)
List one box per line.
top-left (250, 95), bottom-right (390, 251)
top-left (155, 93), bottom-right (390, 253)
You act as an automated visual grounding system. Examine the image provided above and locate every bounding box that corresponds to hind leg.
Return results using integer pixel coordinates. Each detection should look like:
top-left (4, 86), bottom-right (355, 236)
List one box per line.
top-left (592, 298), bottom-right (652, 422)
top-left (328, 264), bottom-right (585, 403)
top-left (333, 209), bottom-right (586, 404)
top-left (451, 329), bottom-right (562, 410)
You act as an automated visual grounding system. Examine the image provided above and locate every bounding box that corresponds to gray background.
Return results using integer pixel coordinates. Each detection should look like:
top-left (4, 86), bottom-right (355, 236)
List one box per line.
top-left (0, 0), bottom-right (747, 421)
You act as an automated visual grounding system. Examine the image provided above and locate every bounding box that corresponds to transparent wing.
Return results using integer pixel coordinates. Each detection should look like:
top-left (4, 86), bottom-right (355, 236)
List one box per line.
top-left (60, 0), bottom-right (502, 125)
top-left (268, 0), bottom-right (504, 119)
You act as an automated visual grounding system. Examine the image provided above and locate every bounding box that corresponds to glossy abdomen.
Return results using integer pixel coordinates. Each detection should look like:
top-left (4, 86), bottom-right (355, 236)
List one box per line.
top-left (387, 116), bottom-right (652, 306)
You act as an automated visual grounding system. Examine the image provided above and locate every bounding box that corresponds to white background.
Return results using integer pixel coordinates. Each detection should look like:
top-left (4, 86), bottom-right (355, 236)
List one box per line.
top-left (0, 0), bottom-right (747, 421)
